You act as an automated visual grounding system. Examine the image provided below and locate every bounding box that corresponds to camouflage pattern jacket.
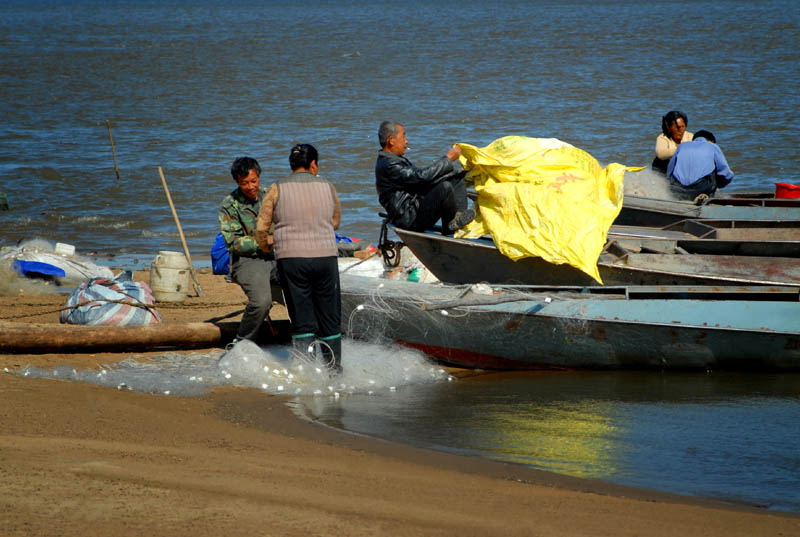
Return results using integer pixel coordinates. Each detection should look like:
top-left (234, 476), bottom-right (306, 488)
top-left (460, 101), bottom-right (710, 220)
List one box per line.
top-left (218, 186), bottom-right (273, 261)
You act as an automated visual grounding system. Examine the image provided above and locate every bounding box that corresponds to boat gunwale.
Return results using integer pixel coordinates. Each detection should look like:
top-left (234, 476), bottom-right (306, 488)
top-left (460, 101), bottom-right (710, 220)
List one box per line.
top-left (392, 226), bottom-right (800, 288)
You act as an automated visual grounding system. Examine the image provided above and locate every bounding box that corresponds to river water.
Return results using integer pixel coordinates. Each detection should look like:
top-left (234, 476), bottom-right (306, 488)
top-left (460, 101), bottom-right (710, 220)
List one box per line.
top-left (3, 0), bottom-right (800, 512)
top-left (1, 0), bottom-right (799, 262)
top-left (303, 369), bottom-right (800, 512)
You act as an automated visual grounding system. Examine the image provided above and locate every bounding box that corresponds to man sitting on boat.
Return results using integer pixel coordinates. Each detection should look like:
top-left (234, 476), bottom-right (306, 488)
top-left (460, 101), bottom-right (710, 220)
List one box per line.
top-left (666, 130), bottom-right (734, 201)
top-left (218, 156), bottom-right (279, 345)
top-left (375, 121), bottom-right (474, 234)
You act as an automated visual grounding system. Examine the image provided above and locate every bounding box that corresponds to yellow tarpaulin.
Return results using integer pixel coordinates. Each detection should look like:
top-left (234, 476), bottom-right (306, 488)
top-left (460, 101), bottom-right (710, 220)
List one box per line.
top-left (456, 136), bottom-right (642, 284)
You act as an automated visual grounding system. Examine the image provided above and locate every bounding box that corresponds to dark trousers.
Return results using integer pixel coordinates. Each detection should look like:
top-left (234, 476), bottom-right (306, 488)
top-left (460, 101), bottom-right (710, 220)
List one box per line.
top-left (651, 156), bottom-right (669, 175)
top-left (231, 256), bottom-right (278, 342)
top-left (668, 172), bottom-right (717, 201)
top-left (410, 172), bottom-right (468, 234)
top-left (277, 256), bottom-right (341, 339)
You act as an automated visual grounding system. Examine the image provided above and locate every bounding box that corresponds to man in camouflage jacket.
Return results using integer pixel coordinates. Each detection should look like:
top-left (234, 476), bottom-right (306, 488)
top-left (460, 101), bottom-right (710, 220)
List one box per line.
top-left (218, 156), bottom-right (277, 343)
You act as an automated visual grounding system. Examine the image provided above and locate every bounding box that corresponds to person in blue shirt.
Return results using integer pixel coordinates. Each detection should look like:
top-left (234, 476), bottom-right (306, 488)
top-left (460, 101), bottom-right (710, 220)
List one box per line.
top-left (666, 130), bottom-right (734, 201)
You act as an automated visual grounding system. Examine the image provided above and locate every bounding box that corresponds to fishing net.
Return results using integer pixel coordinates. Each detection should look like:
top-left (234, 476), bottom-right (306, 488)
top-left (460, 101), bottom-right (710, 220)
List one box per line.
top-left (340, 273), bottom-right (603, 368)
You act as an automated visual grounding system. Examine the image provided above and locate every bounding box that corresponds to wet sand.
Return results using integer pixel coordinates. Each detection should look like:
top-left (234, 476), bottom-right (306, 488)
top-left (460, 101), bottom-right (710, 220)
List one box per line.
top-left (1, 271), bottom-right (798, 536)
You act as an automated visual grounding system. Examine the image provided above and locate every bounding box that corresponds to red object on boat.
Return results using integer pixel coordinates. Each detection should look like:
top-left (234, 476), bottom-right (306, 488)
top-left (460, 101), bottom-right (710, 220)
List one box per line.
top-left (775, 182), bottom-right (800, 198)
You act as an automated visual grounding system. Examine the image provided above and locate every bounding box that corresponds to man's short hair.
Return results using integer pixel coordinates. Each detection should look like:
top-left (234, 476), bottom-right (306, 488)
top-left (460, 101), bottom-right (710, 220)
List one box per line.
top-left (693, 130), bottom-right (716, 143)
top-left (289, 143), bottom-right (318, 171)
top-left (230, 156), bottom-right (261, 181)
top-left (378, 121), bottom-right (399, 148)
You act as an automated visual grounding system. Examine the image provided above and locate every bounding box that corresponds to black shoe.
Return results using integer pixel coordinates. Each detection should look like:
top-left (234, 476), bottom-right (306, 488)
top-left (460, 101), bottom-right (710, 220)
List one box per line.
top-left (447, 208), bottom-right (475, 231)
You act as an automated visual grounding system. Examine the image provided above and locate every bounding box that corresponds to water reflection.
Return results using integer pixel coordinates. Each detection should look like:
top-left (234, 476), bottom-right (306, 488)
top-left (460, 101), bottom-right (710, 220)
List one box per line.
top-left (301, 371), bottom-right (800, 510)
top-left (489, 401), bottom-right (621, 478)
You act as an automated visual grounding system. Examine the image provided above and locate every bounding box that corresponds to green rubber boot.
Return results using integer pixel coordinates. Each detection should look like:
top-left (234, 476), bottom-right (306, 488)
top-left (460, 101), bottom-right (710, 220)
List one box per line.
top-left (291, 334), bottom-right (316, 360)
top-left (320, 336), bottom-right (343, 376)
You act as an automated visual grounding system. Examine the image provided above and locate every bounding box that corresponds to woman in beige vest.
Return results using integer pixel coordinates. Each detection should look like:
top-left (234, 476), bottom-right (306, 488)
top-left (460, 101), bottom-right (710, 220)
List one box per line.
top-left (256, 144), bottom-right (343, 375)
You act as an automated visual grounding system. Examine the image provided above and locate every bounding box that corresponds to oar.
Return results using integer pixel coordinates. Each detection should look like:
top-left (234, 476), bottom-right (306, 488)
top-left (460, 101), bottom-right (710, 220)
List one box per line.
top-left (157, 166), bottom-right (204, 296)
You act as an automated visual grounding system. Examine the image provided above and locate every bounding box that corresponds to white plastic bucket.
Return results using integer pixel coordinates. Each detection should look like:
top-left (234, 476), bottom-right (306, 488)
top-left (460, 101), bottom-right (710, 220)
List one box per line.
top-left (150, 250), bottom-right (190, 302)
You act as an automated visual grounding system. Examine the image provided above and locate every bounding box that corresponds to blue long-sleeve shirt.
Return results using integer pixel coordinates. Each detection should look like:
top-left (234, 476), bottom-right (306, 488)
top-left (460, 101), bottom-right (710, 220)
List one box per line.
top-left (666, 137), bottom-right (734, 188)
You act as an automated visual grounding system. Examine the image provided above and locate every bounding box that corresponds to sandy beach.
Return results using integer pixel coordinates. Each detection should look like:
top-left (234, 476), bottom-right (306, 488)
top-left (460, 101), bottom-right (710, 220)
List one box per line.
top-left (2, 271), bottom-right (798, 536)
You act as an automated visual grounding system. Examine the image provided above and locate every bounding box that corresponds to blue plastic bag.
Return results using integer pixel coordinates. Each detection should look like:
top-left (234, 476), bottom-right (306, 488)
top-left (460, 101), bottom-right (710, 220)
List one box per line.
top-left (211, 232), bottom-right (230, 275)
top-left (335, 232), bottom-right (355, 243)
top-left (13, 259), bottom-right (66, 279)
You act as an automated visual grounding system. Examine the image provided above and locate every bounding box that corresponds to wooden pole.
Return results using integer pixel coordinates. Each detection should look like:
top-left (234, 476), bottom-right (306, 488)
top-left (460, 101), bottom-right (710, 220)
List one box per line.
top-left (0, 322), bottom-right (228, 353)
top-left (105, 119), bottom-right (121, 182)
top-left (158, 166), bottom-right (204, 296)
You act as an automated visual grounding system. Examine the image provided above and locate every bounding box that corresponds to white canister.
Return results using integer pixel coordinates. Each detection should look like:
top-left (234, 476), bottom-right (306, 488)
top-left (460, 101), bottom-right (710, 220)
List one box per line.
top-left (150, 250), bottom-right (191, 302)
top-left (54, 242), bottom-right (76, 256)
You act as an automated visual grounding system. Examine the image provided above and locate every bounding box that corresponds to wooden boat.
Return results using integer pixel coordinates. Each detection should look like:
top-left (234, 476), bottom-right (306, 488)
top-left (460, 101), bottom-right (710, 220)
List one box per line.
top-left (616, 194), bottom-right (800, 227)
top-left (340, 273), bottom-right (800, 370)
top-left (608, 219), bottom-right (800, 257)
top-left (709, 191), bottom-right (800, 205)
top-left (392, 226), bottom-right (800, 287)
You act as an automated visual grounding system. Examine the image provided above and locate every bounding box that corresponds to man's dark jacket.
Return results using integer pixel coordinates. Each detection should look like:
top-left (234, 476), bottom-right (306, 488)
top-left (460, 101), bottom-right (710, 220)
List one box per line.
top-left (375, 150), bottom-right (454, 228)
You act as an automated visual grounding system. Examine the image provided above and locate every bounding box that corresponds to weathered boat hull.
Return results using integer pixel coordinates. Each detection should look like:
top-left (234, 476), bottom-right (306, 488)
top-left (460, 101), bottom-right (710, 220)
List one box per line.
top-left (394, 227), bottom-right (800, 287)
top-left (609, 219), bottom-right (800, 257)
top-left (617, 195), bottom-right (800, 226)
top-left (340, 274), bottom-right (800, 371)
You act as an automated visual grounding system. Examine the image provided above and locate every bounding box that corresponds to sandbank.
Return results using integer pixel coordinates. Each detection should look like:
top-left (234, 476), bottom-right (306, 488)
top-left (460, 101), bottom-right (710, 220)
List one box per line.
top-left (1, 271), bottom-right (798, 536)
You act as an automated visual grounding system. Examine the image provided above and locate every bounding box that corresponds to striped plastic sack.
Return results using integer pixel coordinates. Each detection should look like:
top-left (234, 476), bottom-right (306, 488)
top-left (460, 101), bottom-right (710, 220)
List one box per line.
top-left (60, 271), bottom-right (162, 326)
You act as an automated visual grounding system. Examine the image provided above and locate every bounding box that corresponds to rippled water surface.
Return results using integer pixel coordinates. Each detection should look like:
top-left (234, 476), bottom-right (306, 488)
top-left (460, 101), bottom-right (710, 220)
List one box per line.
top-left (1, 0), bottom-right (798, 262)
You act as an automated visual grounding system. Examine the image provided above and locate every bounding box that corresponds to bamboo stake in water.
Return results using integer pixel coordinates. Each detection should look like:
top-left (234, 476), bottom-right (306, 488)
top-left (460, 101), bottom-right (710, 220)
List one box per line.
top-left (105, 119), bottom-right (121, 182)
top-left (158, 166), bottom-right (204, 297)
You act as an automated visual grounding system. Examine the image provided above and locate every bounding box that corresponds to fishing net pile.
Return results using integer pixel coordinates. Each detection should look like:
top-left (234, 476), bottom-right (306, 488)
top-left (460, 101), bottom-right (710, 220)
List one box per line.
top-left (341, 273), bottom-right (596, 367)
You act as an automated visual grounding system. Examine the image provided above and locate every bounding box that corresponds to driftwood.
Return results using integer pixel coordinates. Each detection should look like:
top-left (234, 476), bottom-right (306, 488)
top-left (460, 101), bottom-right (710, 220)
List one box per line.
top-left (0, 322), bottom-right (235, 353)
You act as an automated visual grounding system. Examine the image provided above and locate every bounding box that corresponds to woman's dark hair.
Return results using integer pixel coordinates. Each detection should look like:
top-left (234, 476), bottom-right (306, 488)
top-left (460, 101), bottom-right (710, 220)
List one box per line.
top-left (289, 144), bottom-right (318, 171)
top-left (693, 129), bottom-right (716, 143)
top-left (661, 110), bottom-right (688, 136)
top-left (230, 156), bottom-right (261, 181)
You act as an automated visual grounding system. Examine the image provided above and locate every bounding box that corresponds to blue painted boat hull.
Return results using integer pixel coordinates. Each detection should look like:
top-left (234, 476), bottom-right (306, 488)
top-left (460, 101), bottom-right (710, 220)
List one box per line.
top-left (340, 274), bottom-right (800, 371)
